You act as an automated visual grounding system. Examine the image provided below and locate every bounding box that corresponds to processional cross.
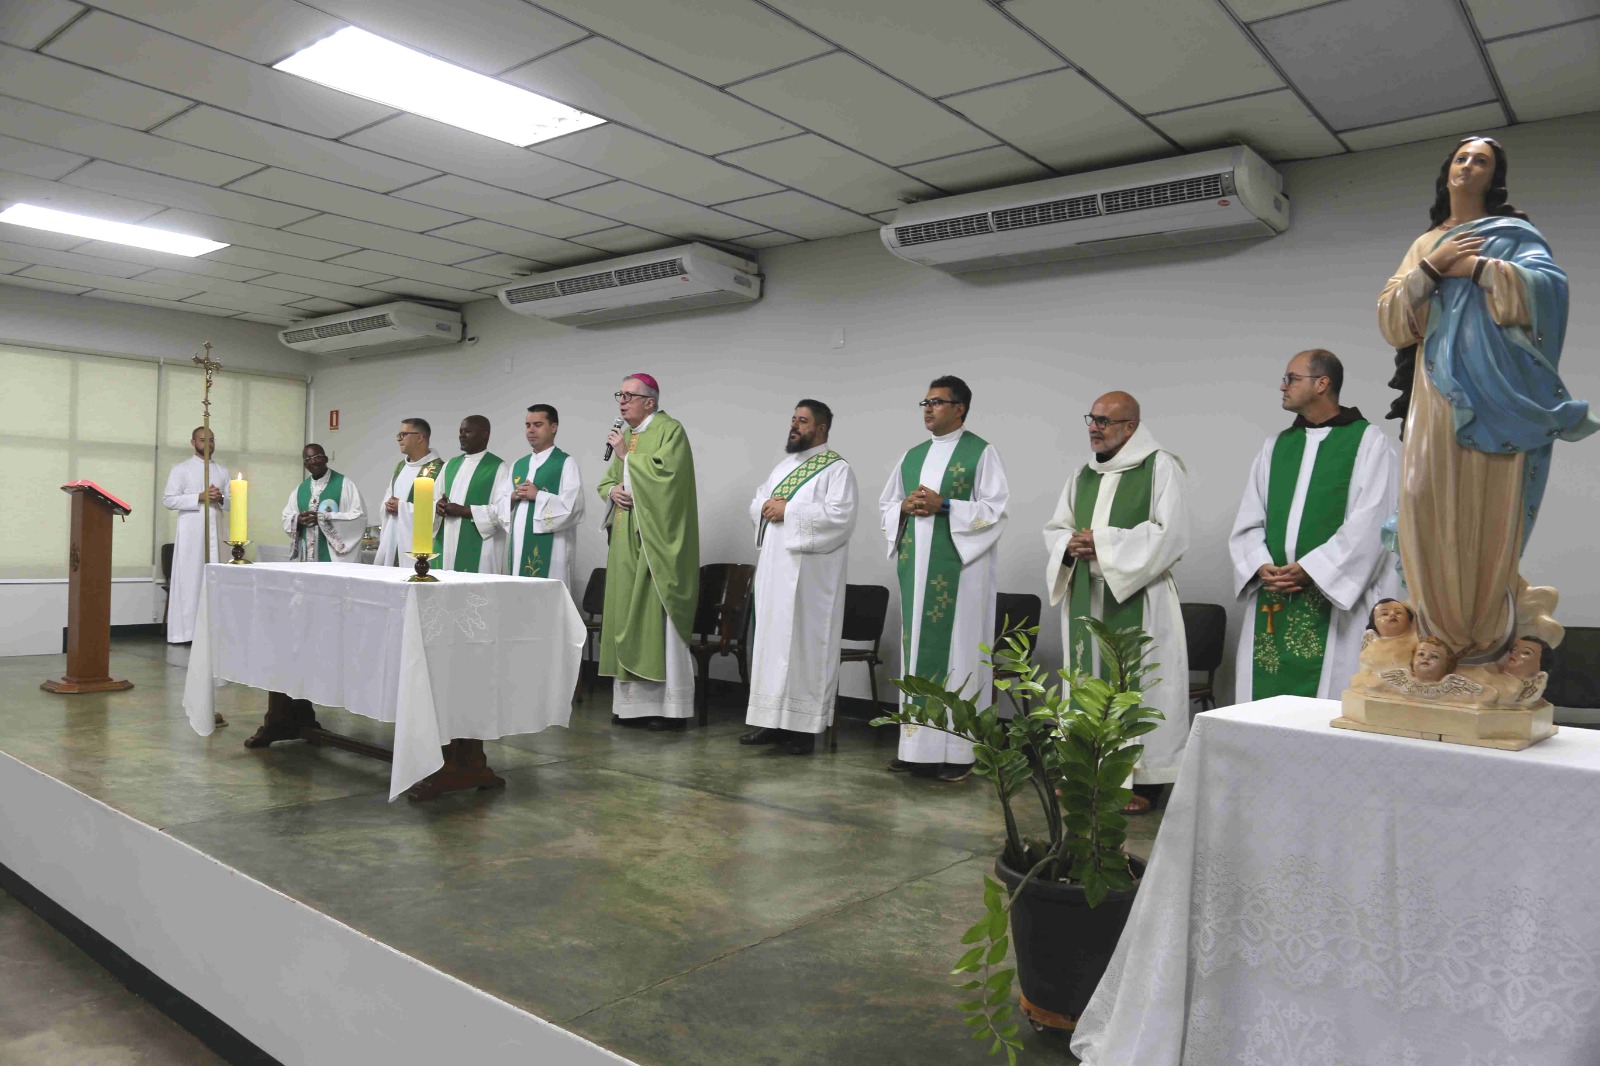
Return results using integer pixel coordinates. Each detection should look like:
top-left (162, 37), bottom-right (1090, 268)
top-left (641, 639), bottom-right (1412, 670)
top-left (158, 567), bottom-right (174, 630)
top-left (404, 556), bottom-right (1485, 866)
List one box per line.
top-left (192, 342), bottom-right (222, 564)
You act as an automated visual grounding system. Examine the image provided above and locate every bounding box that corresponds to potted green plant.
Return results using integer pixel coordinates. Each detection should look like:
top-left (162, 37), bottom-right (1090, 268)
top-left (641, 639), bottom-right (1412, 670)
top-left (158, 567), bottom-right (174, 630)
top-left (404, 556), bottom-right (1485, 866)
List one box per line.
top-left (874, 617), bottom-right (1164, 1062)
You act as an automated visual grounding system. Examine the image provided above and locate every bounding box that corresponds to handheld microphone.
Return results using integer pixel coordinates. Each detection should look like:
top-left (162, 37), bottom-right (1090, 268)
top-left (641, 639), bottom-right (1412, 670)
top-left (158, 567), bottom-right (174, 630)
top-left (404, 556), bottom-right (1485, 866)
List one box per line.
top-left (602, 417), bottom-right (625, 461)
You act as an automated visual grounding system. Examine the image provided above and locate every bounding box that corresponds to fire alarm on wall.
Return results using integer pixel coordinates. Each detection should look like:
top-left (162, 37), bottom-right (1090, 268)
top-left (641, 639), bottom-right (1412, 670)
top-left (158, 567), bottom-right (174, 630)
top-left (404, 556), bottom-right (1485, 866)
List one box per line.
top-left (329, 410), bottom-right (340, 431)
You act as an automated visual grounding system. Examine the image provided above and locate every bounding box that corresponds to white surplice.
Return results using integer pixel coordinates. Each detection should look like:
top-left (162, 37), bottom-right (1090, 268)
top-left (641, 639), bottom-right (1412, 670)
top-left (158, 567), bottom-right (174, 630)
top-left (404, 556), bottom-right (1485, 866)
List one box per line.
top-left (879, 428), bottom-right (1009, 765)
top-left (280, 471), bottom-right (366, 563)
top-left (1042, 429), bottom-right (1191, 784)
top-left (373, 451), bottom-right (441, 567)
top-left (500, 448), bottom-right (585, 591)
top-left (746, 446), bottom-right (859, 735)
top-left (1228, 422), bottom-right (1400, 702)
top-left (437, 451), bottom-right (514, 575)
top-left (162, 455), bottom-right (230, 643)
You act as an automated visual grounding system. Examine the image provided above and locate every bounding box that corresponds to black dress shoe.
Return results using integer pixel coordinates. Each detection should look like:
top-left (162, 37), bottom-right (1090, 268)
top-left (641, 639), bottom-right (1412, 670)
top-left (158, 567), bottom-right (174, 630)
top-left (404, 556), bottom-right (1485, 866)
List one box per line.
top-left (780, 732), bottom-right (816, 755)
top-left (937, 762), bottom-right (975, 783)
top-left (647, 717), bottom-right (687, 732)
top-left (612, 714), bottom-right (647, 728)
top-left (739, 727), bottom-right (782, 745)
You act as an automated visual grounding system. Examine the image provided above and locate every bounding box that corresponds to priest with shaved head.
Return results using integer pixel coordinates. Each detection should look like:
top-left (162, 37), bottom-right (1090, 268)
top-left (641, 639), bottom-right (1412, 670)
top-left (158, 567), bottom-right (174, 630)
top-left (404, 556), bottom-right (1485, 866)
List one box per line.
top-left (435, 414), bottom-right (513, 574)
top-left (1043, 391), bottom-right (1191, 811)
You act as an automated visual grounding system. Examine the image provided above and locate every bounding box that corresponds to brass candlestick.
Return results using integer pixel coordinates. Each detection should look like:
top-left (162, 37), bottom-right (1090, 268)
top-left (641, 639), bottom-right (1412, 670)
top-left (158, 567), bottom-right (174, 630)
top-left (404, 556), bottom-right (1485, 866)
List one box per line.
top-left (407, 551), bottom-right (440, 582)
top-left (226, 539), bottom-right (252, 564)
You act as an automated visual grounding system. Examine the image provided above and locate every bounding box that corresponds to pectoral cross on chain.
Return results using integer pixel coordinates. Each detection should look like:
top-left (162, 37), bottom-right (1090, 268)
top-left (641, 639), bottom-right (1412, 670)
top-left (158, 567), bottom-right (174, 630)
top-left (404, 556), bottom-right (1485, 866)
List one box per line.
top-left (1260, 600), bottom-right (1283, 635)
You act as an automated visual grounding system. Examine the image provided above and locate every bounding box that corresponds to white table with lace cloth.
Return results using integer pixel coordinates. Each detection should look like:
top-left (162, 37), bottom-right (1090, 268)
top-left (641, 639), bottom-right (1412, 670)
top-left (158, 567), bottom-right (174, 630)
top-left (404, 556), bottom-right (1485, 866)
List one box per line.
top-left (1071, 696), bottom-right (1600, 1066)
top-left (183, 562), bottom-right (584, 801)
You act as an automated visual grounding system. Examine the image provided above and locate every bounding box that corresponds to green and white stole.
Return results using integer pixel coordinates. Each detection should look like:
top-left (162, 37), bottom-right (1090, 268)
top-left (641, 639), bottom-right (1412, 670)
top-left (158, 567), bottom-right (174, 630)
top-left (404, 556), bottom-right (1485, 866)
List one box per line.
top-left (509, 447), bottom-right (568, 577)
top-left (433, 451), bottom-right (504, 572)
top-left (758, 449), bottom-right (843, 546)
top-left (390, 456), bottom-right (443, 502)
top-left (1252, 421), bottom-right (1367, 697)
top-left (1065, 454), bottom-right (1156, 677)
top-left (296, 471), bottom-right (346, 562)
top-left (896, 431), bottom-right (989, 704)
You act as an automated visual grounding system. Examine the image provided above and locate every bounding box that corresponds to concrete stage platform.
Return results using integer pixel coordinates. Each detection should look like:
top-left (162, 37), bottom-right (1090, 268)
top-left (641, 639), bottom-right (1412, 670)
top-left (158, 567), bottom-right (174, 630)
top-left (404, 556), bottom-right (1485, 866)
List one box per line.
top-left (0, 638), bottom-right (1161, 1064)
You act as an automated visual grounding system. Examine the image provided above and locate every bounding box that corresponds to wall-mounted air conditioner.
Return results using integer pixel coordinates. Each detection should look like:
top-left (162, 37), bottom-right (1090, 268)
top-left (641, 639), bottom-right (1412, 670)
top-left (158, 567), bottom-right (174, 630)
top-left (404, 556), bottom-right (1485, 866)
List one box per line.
top-left (277, 302), bottom-right (462, 356)
top-left (497, 243), bottom-right (761, 326)
top-left (881, 146), bottom-right (1289, 272)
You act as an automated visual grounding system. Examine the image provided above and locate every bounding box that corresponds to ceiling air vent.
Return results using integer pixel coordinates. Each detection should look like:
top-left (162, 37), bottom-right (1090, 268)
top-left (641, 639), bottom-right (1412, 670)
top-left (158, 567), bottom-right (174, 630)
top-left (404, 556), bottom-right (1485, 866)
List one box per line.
top-left (277, 302), bottom-right (462, 355)
top-left (1102, 173), bottom-right (1229, 214)
top-left (616, 258), bottom-right (684, 285)
top-left (557, 272), bottom-right (616, 296)
top-left (893, 212), bottom-right (993, 247)
top-left (993, 194), bottom-right (1101, 232)
top-left (496, 243), bottom-right (761, 327)
top-left (503, 281), bottom-right (560, 305)
top-left (281, 313), bottom-right (393, 344)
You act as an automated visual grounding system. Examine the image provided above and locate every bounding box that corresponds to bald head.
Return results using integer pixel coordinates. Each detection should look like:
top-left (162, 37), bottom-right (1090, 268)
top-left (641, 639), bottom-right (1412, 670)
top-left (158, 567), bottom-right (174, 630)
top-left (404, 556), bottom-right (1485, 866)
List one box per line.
top-left (1087, 391), bottom-right (1141, 457)
top-left (458, 415), bottom-right (490, 455)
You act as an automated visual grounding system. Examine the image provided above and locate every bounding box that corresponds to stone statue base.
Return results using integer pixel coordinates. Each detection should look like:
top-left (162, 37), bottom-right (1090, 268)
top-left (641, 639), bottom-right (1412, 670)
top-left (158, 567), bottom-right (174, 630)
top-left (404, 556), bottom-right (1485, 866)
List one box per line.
top-left (1333, 690), bottom-right (1557, 751)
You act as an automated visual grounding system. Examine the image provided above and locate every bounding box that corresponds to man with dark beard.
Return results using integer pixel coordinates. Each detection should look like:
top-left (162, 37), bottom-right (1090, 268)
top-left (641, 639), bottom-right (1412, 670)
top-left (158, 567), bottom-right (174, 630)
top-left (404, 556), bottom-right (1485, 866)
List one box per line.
top-left (740, 400), bottom-right (858, 755)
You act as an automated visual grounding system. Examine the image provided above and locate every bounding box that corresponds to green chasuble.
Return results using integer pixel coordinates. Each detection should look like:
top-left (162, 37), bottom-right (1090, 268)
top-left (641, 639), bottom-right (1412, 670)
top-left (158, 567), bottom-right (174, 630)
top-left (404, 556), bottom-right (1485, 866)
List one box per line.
top-left (1065, 454), bottom-right (1155, 677)
top-left (596, 413), bottom-right (699, 683)
top-left (433, 451), bottom-right (505, 572)
top-left (1251, 421), bottom-right (1368, 697)
top-left (896, 430), bottom-right (988, 705)
top-left (296, 470), bottom-right (346, 562)
top-left (509, 447), bottom-right (568, 577)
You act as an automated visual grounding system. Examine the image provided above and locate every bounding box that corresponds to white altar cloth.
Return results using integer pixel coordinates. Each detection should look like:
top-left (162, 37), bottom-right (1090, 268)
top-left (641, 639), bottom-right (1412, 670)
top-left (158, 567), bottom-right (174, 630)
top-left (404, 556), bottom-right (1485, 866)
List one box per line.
top-left (183, 562), bottom-right (584, 800)
top-left (1073, 696), bottom-right (1600, 1066)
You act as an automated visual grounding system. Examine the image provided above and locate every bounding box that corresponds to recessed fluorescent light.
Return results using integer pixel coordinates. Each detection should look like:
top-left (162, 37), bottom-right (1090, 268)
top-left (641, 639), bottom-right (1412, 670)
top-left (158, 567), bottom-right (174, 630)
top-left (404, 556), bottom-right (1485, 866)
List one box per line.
top-left (274, 27), bottom-right (606, 146)
top-left (0, 204), bottom-right (227, 257)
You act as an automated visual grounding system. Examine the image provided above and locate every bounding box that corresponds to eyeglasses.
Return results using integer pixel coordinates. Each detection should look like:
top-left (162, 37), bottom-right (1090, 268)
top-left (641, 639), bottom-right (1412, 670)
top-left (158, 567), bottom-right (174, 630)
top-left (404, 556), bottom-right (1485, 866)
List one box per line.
top-left (1281, 374), bottom-right (1326, 386)
top-left (395, 431), bottom-right (421, 441)
top-left (614, 391), bottom-right (652, 402)
top-left (918, 398), bottom-right (961, 409)
top-left (1083, 415), bottom-right (1136, 429)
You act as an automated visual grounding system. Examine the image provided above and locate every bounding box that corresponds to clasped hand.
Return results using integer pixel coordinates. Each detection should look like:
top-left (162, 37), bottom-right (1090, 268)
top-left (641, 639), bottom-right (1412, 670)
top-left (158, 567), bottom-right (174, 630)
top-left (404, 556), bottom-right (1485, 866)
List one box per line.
top-left (200, 485), bottom-right (224, 505)
top-left (900, 485), bottom-right (944, 517)
top-left (384, 496), bottom-right (399, 515)
top-left (512, 482), bottom-right (540, 502)
top-left (1257, 562), bottom-right (1309, 594)
top-left (297, 510), bottom-right (318, 527)
top-left (761, 497), bottom-right (787, 522)
top-left (609, 484), bottom-right (633, 510)
top-left (1066, 528), bottom-right (1096, 560)
top-left (435, 496), bottom-right (471, 519)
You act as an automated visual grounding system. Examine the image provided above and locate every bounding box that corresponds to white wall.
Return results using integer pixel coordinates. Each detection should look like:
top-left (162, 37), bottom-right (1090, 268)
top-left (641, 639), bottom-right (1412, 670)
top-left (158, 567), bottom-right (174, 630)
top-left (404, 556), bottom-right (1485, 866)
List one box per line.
top-left (309, 112), bottom-right (1600, 704)
top-left (3, 287), bottom-right (309, 655)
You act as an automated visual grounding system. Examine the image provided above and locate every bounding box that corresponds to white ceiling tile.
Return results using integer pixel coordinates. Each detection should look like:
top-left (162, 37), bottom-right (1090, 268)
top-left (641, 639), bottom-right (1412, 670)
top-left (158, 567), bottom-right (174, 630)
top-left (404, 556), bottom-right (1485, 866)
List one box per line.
top-left (130, 280), bottom-right (309, 317)
top-left (1489, 19), bottom-right (1600, 121)
top-left (1340, 102), bottom-right (1508, 152)
top-left (531, 0), bottom-right (829, 85)
top-left (365, 277), bottom-right (496, 304)
top-left (715, 191), bottom-right (876, 239)
top-left (202, 246), bottom-right (390, 284)
top-left (0, 258), bottom-right (27, 273)
top-left (0, 273), bottom-right (90, 294)
top-left (83, 290), bottom-right (245, 317)
top-left (1223, 0), bottom-right (1329, 20)
top-left (553, 181), bottom-right (762, 240)
top-left (227, 169), bottom-right (465, 231)
top-left (44, 12), bottom-right (395, 138)
top-left (731, 231), bottom-right (803, 249)
top-left (0, 133), bottom-right (85, 180)
top-left (0, 2), bottom-right (83, 50)
top-left (66, 241), bottom-right (273, 281)
top-left (342, 115), bottom-right (608, 199)
top-left (537, 125), bottom-right (780, 204)
top-left (1008, 0), bottom-right (1283, 114)
top-left (140, 210), bottom-right (358, 260)
top-left (0, 222), bottom-right (83, 250)
top-left (304, 0), bottom-right (588, 75)
top-left (246, 274), bottom-right (391, 304)
top-left (761, 0), bottom-right (1060, 96)
top-left (1467, 0), bottom-right (1600, 39)
top-left (503, 38), bottom-right (801, 155)
top-left (285, 296), bottom-right (355, 314)
top-left (0, 167), bottom-right (163, 222)
top-left (900, 146), bottom-right (1053, 194)
top-left (0, 43), bottom-right (189, 130)
top-left (569, 226), bottom-right (681, 255)
top-left (0, 240), bottom-right (151, 278)
top-left (281, 215), bottom-right (485, 263)
top-left (155, 107), bottom-right (439, 193)
top-left (0, 96), bottom-right (262, 185)
top-left (718, 135), bottom-right (936, 213)
top-left (393, 174), bottom-right (612, 238)
top-left (21, 265), bottom-right (205, 301)
top-left (943, 69), bottom-right (1175, 173)
top-left (424, 219), bottom-right (601, 264)
top-left (234, 313), bottom-right (298, 326)
top-left (1151, 89), bottom-right (1345, 160)
top-left (65, 161), bottom-right (317, 227)
top-left (85, 0), bottom-right (342, 64)
top-left (323, 250), bottom-right (506, 292)
top-left (730, 53), bottom-right (996, 165)
top-left (450, 253), bottom-right (547, 278)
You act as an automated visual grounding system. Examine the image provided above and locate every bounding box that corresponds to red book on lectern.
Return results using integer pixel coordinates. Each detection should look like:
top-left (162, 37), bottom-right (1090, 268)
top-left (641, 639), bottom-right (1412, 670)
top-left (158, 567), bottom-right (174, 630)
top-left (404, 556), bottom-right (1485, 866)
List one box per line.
top-left (62, 480), bottom-right (132, 516)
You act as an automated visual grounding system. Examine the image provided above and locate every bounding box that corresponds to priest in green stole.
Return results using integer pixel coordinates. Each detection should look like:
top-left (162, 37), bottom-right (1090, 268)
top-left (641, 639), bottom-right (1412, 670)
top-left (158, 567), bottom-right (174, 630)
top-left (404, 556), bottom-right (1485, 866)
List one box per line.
top-left (435, 415), bottom-right (513, 574)
top-left (502, 404), bottom-right (584, 592)
top-left (879, 375), bottom-right (1009, 781)
top-left (597, 374), bottom-right (700, 730)
top-left (1044, 392), bottom-right (1190, 803)
top-left (1229, 350), bottom-right (1399, 701)
top-left (374, 417), bottom-right (442, 567)
top-left (282, 443), bottom-right (366, 562)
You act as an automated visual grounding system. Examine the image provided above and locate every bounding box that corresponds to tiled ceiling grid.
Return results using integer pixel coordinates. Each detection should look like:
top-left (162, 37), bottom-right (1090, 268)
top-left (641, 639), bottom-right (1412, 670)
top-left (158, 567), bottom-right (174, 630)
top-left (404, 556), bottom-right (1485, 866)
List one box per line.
top-left (0, 0), bottom-right (1594, 327)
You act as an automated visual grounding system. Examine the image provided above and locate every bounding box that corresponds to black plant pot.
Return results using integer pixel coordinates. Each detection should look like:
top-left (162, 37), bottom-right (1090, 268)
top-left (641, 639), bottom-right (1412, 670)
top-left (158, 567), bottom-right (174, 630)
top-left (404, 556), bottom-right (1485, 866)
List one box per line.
top-left (994, 853), bottom-right (1145, 1032)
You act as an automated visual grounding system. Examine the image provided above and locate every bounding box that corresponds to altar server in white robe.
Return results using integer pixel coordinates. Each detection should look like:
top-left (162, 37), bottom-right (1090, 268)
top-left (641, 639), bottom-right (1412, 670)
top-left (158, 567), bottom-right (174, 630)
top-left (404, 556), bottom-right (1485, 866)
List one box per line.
top-left (373, 417), bottom-right (442, 567)
top-left (282, 443), bottom-right (366, 562)
top-left (741, 400), bottom-right (859, 756)
top-left (880, 375), bottom-right (1009, 782)
top-left (1229, 349), bottom-right (1399, 703)
top-left (502, 404), bottom-right (584, 591)
top-left (435, 415), bottom-right (513, 574)
top-left (1043, 392), bottom-right (1190, 810)
top-left (162, 426), bottom-right (230, 644)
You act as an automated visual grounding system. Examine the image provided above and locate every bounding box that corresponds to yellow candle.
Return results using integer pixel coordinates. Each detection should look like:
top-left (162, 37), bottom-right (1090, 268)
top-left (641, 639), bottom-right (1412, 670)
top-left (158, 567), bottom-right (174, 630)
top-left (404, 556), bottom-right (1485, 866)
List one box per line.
top-left (410, 476), bottom-right (434, 555)
top-left (229, 473), bottom-right (247, 542)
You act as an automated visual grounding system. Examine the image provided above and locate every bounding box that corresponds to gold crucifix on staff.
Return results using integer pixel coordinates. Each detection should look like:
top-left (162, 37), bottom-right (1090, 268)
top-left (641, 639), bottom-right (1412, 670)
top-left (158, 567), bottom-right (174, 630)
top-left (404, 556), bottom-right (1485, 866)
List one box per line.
top-left (192, 341), bottom-right (222, 564)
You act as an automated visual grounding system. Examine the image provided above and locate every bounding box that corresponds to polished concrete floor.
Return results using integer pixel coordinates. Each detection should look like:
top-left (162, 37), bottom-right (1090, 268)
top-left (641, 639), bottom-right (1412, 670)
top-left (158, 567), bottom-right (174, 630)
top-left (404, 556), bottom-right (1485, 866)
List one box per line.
top-left (1, 637), bottom-right (1164, 1065)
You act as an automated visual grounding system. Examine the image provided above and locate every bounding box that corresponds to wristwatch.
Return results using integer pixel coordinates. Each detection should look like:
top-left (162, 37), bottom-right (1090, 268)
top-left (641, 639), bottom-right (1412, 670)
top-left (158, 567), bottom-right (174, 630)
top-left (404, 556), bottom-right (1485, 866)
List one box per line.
top-left (939, 499), bottom-right (951, 516)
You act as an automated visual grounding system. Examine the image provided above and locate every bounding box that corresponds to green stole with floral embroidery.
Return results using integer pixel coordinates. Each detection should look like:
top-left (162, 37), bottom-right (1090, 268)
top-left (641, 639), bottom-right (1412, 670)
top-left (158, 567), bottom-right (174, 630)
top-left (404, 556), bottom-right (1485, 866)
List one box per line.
top-left (758, 449), bottom-right (842, 546)
top-left (509, 447), bottom-right (567, 577)
top-left (433, 451), bottom-right (504, 572)
top-left (1252, 421), bottom-right (1367, 697)
top-left (896, 430), bottom-right (988, 705)
top-left (1065, 455), bottom-right (1155, 678)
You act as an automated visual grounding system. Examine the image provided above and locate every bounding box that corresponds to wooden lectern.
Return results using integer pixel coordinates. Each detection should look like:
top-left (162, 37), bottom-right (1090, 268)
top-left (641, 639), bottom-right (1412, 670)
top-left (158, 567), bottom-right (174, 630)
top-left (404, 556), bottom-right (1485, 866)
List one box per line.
top-left (42, 481), bottom-right (134, 694)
